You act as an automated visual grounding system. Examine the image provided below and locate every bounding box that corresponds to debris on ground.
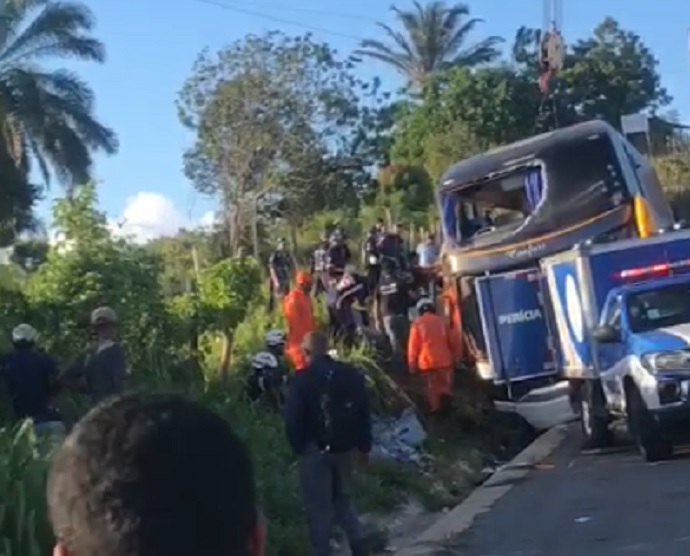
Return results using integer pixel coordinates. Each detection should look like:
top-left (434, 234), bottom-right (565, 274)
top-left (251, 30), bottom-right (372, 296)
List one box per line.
top-left (371, 408), bottom-right (427, 464)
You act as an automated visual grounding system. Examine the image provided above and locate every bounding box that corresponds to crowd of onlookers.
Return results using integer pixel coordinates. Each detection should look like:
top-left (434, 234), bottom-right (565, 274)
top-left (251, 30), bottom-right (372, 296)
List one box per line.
top-left (0, 219), bottom-right (469, 556)
top-left (45, 331), bottom-right (375, 556)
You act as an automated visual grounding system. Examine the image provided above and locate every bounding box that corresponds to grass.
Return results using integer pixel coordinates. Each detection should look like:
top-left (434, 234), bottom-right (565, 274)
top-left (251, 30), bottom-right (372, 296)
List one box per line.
top-left (0, 290), bottom-right (528, 556)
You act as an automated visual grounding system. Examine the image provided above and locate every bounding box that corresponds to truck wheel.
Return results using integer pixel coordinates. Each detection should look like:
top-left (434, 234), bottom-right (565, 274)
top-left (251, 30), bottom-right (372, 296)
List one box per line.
top-left (626, 386), bottom-right (673, 462)
top-left (580, 380), bottom-right (613, 450)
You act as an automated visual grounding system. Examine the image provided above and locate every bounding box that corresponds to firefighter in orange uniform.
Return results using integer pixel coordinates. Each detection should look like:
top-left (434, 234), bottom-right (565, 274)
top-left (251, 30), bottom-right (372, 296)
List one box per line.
top-left (407, 297), bottom-right (462, 412)
top-left (282, 271), bottom-right (316, 372)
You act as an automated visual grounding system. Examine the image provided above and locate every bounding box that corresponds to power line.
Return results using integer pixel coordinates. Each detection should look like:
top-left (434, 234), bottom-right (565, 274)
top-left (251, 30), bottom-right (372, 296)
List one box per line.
top-left (210, 0), bottom-right (373, 22)
top-left (193, 0), bottom-right (368, 42)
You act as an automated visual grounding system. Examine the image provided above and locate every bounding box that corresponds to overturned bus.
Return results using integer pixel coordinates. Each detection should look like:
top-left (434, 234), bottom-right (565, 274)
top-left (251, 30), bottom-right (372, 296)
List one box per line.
top-left (437, 120), bottom-right (675, 427)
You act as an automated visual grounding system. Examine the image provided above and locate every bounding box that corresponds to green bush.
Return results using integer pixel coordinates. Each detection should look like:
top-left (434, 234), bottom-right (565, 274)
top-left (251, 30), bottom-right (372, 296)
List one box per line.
top-left (0, 422), bottom-right (53, 556)
top-left (0, 185), bottom-right (432, 556)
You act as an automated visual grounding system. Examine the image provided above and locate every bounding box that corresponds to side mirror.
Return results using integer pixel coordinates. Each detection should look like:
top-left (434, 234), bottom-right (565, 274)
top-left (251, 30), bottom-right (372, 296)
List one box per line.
top-left (592, 325), bottom-right (621, 343)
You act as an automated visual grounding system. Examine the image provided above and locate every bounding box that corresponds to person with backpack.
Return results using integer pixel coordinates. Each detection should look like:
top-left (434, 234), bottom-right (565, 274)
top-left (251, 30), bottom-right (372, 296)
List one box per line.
top-left (284, 331), bottom-right (371, 556)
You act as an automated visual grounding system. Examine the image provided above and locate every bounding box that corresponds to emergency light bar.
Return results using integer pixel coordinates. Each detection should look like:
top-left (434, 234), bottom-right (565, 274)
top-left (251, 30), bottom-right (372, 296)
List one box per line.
top-left (617, 259), bottom-right (690, 280)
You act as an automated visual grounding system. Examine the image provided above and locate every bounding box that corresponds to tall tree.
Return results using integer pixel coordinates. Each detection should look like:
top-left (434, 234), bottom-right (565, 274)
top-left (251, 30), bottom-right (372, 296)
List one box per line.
top-left (354, 1), bottom-right (502, 88)
top-left (0, 0), bottom-right (118, 187)
top-left (178, 31), bottom-right (365, 254)
top-left (559, 17), bottom-right (670, 126)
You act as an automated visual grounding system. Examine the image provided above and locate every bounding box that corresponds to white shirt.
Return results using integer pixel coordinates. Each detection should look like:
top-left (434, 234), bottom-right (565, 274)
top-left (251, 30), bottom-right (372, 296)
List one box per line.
top-left (417, 242), bottom-right (439, 268)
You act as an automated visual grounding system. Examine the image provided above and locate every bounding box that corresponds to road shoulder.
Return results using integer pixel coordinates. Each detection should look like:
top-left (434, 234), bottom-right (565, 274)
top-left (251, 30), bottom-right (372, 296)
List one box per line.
top-left (394, 424), bottom-right (570, 555)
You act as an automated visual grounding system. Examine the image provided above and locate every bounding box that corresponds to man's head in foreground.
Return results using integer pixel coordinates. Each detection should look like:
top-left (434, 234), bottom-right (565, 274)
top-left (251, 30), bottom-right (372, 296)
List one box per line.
top-left (47, 393), bottom-right (264, 556)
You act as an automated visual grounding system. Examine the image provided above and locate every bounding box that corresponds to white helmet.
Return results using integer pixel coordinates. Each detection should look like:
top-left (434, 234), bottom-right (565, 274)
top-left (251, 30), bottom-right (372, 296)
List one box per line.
top-left (416, 297), bottom-right (434, 313)
top-left (12, 323), bottom-right (38, 343)
top-left (265, 329), bottom-right (286, 347)
top-left (251, 351), bottom-right (279, 370)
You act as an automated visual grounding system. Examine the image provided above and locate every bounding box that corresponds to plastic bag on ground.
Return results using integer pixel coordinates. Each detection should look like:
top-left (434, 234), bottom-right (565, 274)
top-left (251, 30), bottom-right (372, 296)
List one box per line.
top-left (371, 407), bottom-right (427, 463)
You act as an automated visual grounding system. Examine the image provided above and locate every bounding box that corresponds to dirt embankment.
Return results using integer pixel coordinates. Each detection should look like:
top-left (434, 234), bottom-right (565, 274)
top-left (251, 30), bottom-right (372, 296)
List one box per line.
top-left (349, 369), bottom-right (538, 555)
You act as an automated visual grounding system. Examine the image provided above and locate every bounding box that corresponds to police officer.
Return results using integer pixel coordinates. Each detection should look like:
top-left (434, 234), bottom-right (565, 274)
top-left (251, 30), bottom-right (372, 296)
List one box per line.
top-left (268, 238), bottom-right (296, 311)
top-left (326, 229), bottom-right (351, 278)
top-left (362, 227), bottom-right (381, 294)
top-left (0, 324), bottom-right (64, 436)
top-left (311, 231), bottom-right (329, 296)
top-left (62, 307), bottom-right (128, 405)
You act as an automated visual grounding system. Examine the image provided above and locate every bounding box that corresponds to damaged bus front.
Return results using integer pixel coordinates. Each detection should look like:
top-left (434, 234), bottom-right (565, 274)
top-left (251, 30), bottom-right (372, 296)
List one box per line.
top-left (436, 120), bottom-right (673, 429)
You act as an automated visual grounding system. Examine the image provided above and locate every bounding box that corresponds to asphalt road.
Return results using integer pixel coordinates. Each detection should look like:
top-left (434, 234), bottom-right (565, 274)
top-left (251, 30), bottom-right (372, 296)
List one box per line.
top-left (441, 429), bottom-right (690, 556)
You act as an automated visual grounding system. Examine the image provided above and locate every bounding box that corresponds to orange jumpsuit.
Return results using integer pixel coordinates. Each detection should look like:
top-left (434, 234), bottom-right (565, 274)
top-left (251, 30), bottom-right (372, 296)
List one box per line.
top-left (407, 311), bottom-right (462, 412)
top-left (282, 282), bottom-right (315, 372)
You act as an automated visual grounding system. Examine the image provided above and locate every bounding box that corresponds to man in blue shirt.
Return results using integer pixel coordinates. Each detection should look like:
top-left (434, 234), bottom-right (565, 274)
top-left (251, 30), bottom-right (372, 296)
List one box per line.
top-left (284, 331), bottom-right (371, 556)
top-left (0, 323), bottom-right (64, 436)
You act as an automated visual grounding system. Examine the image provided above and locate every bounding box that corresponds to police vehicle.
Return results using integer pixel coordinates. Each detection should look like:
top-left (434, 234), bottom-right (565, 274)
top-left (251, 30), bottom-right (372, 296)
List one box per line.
top-left (434, 120), bottom-right (690, 453)
top-left (543, 230), bottom-right (690, 461)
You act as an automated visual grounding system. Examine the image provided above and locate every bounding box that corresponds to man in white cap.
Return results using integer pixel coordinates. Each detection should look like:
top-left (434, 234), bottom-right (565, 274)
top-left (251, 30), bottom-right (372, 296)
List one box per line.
top-left (0, 323), bottom-right (64, 435)
top-left (62, 306), bottom-right (127, 404)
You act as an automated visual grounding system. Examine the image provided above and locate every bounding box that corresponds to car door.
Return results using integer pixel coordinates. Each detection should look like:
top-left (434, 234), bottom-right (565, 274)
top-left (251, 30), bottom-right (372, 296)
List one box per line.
top-left (596, 296), bottom-right (627, 411)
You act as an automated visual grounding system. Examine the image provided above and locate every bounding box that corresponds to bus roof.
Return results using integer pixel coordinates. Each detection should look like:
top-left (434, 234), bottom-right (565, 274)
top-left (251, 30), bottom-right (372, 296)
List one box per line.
top-left (437, 119), bottom-right (616, 194)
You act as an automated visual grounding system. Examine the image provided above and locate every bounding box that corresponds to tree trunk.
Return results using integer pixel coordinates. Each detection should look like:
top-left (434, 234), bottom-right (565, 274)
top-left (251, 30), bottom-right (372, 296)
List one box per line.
top-left (219, 329), bottom-right (233, 383)
top-left (289, 221), bottom-right (299, 261)
top-left (251, 195), bottom-right (260, 259)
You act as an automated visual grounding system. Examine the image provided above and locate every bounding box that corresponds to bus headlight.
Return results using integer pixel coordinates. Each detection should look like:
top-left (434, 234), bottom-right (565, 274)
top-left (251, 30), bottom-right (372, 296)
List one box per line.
top-left (641, 351), bottom-right (690, 373)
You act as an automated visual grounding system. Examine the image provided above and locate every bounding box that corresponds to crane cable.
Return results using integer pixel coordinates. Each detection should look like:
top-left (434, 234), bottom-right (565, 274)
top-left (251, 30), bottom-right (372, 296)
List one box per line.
top-left (536, 0), bottom-right (564, 131)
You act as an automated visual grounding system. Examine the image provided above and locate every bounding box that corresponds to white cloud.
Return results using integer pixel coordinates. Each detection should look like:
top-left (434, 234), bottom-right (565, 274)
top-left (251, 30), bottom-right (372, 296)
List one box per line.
top-left (104, 192), bottom-right (220, 244)
top-left (199, 209), bottom-right (219, 230)
top-left (35, 192), bottom-right (215, 250)
top-left (110, 192), bottom-right (187, 243)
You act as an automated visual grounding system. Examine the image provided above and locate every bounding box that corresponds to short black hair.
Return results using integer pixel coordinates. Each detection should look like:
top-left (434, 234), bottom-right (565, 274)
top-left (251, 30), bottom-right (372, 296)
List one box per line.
top-left (47, 393), bottom-right (257, 556)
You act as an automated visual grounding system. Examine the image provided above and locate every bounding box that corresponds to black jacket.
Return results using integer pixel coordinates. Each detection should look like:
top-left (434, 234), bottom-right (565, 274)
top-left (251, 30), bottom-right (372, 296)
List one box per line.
top-left (284, 355), bottom-right (372, 455)
top-left (0, 348), bottom-right (60, 423)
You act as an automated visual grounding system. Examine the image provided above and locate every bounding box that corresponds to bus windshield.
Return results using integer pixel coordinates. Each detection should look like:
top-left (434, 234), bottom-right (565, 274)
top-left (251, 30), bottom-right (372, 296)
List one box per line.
top-left (443, 131), bottom-right (625, 245)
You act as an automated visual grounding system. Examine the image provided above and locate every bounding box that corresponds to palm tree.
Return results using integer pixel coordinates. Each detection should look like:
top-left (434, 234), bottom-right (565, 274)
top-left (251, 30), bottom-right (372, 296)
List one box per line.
top-left (354, 1), bottom-right (503, 88)
top-left (0, 0), bottom-right (118, 189)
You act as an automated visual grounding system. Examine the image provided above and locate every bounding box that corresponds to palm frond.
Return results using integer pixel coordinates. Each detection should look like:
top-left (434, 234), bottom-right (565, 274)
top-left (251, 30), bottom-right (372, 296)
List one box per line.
top-left (0, 1), bottom-right (116, 189)
top-left (0, 1), bottom-right (103, 66)
top-left (356, 0), bottom-right (499, 85)
top-left (354, 40), bottom-right (411, 74)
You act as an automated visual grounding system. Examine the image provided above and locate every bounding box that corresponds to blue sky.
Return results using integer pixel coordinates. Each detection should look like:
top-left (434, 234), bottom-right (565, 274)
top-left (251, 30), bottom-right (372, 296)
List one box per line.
top-left (43, 0), bottom-right (690, 239)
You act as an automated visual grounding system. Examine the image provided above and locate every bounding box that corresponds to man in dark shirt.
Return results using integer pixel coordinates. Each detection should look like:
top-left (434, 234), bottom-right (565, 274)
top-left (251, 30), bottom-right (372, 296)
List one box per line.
top-left (362, 227), bottom-right (381, 293)
top-left (377, 258), bottom-right (411, 372)
top-left (326, 230), bottom-right (351, 277)
top-left (335, 266), bottom-right (370, 346)
top-left (284, 331), bottom-right (371, 556)
top-left (62, 306), bottom-right (127, 405)
top-left (0, 323), bottom-right (63, 436)
top-left (377, 223), bottom-right (407, 271)
top-left (268, 238), bottom-right (295, 310)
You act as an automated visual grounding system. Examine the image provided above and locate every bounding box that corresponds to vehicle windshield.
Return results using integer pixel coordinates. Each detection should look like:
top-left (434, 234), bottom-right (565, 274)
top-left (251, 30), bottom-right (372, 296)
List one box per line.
top-left (626, 282), bottom-right (690, 333)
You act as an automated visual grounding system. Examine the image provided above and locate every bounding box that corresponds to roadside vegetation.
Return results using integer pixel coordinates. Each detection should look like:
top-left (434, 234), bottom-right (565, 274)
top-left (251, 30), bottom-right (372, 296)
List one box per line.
top-left (0, 1), bottom-right (689, 555)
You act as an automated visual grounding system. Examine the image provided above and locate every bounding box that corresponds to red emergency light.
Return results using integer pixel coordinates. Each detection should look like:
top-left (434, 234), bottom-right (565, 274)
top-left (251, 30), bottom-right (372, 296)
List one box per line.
top-left (617, 259), bottom-right (690, 280)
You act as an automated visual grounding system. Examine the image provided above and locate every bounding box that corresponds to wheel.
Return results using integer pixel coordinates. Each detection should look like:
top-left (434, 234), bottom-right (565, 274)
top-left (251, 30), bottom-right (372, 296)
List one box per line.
top-left (626, 385), bottom-right (673, 462)
top-left (580, 380), bottom-right (613, 450)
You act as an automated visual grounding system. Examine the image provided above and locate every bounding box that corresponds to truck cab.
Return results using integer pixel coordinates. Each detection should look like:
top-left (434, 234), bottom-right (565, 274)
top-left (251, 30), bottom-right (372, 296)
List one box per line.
top-left (586, 270), bottom-right (690, 461)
